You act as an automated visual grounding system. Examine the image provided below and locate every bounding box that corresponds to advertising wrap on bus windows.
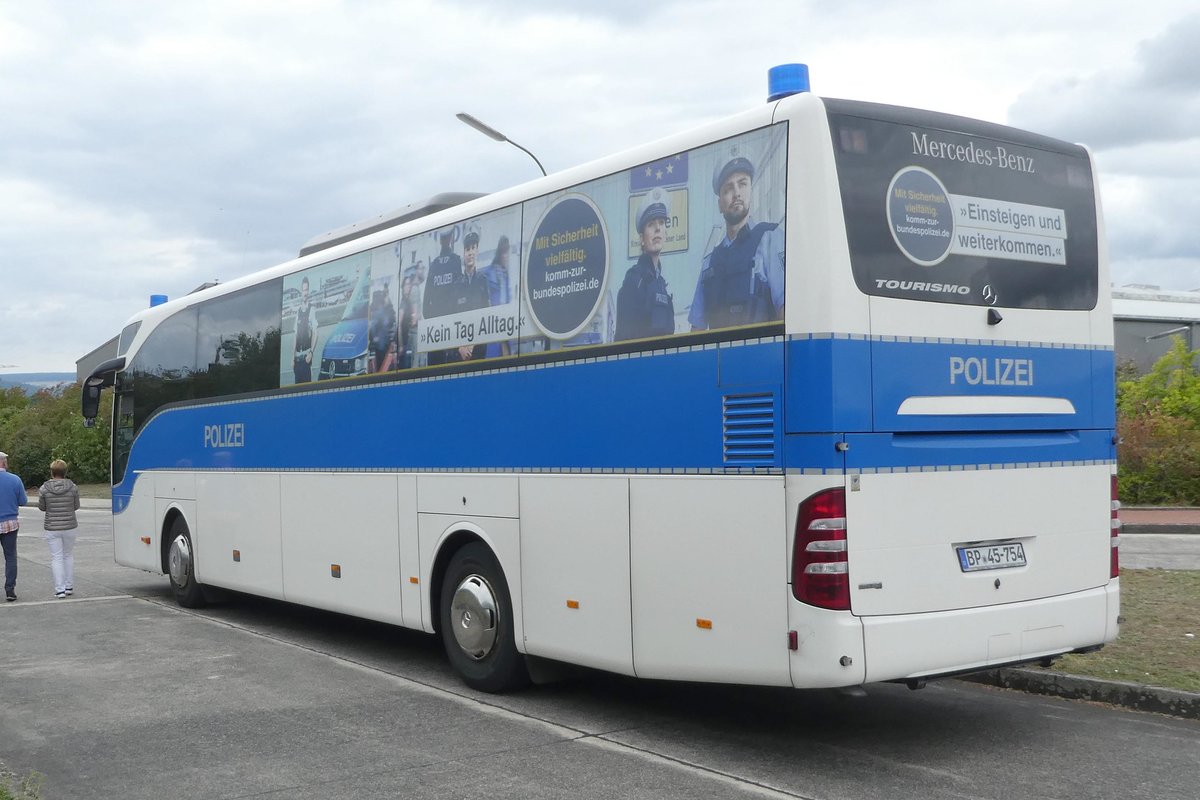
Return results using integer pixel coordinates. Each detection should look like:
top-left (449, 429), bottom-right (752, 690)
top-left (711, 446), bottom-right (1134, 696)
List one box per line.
top-left (410, 205), bottom-right (524, 365)
top-left (278, 123), bottom-right (788, 386)
top-left (281, 252), bottom-right (373, 385)
top-left (520, 123), bottom-right (787, 349)
top-left (827, 108), bottom-right (1099, 310)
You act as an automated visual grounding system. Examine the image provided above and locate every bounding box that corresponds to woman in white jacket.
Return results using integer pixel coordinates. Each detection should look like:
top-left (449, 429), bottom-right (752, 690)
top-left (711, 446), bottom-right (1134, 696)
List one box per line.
top-left (39, 459), bottom-right (80, 598)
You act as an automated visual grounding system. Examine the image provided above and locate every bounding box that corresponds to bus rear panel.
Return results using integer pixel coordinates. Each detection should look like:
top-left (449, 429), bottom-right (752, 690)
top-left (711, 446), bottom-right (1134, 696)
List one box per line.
top-left (782, 97), bottom-right (1116, 687)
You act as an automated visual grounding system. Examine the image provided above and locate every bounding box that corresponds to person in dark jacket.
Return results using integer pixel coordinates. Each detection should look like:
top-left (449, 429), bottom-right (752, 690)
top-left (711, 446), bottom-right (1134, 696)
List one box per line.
top-left (39, 459), bottom-right (80, 599)
top-left (616, 187), bottom-right (675, 341)
top-left (688, 148), bottom-right (785, 331)
top-left (293, 276), bottom-right (318, 383)
top-left (451, 230), bottom-right (490, 361)
top-left (0, 450), bottom-right (27, 602)
top-left (424, 228), bottom-right (462, 366)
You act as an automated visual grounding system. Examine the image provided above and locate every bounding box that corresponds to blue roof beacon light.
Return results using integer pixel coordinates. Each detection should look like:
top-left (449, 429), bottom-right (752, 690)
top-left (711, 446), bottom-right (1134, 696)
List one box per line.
top-left (767, 63), bottom-right (810, 102)
top-left (150, 294), bottom-right (168, 307)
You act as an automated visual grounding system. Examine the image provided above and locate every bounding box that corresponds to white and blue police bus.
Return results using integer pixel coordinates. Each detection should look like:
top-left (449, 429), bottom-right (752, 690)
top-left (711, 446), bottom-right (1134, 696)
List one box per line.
top-left (84, 65), bottom-right (1119, 693)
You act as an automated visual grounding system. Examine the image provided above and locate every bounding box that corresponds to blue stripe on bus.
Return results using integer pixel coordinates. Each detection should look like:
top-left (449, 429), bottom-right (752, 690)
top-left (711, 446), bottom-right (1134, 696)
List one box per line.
top-left (785, 337), bottom-right (874, 432)
top-left (120, 345), bottom-right (748, 484)
top-left (869, 339), bottom-right (1113, 432)
top-left (786, 337), bottom-right (1114, 433)
top-left (844, 429), bottom-right (1115, 470)
top-left (115, 337), bottom-right (1114, 496)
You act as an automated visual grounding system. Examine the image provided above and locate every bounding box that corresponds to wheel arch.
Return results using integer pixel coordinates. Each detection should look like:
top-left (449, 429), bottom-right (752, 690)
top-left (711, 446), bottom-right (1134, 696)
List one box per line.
top-left (159, 505), bottom-right (189, 575)
top-left (429, 528), bottom-right (486, 634)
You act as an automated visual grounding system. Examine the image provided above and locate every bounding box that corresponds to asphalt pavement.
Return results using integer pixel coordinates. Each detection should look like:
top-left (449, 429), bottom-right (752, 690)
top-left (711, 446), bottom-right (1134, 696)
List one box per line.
top-left (1, 500), bottom-right (1198, 798)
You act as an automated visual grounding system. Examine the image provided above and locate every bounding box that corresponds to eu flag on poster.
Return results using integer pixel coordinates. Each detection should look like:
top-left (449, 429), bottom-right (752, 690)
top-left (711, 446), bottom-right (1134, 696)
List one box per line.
top-left (630, 153), bottom-right (689, 191)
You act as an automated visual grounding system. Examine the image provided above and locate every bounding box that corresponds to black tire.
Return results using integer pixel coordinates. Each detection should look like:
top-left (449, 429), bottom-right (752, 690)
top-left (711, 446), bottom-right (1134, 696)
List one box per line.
top-left (166, 516), bottom-right (207, 609)
top-left (439, 542), bottom-right (529, 693)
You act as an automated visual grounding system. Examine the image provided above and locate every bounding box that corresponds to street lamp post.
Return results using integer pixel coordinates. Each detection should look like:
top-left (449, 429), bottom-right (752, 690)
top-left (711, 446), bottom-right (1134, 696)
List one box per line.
top-left (1144, 325), bottom-right (1190, 342)
top-left (456, 112), bottom-right (547, 177)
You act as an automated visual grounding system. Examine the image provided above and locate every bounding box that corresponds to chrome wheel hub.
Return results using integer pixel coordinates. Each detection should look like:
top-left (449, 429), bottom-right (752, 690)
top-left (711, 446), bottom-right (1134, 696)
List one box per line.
top-left (168, 534), bottom-right (192, 589)
top-left (450, 574), bottom-right (498, 660)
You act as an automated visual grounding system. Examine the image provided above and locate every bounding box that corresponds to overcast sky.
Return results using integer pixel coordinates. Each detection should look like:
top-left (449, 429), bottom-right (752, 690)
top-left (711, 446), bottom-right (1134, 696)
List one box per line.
top-left (2, 1), bottom-right (1197, 372)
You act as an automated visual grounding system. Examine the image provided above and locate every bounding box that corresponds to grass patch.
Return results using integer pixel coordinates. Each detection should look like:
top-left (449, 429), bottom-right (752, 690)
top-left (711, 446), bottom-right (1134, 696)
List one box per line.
top-left (25, 483), bottom-right (109, 500)
top-left (1050, 568), bottom-right (1200, 693)
top-left (76, 483), bottom-right (112, 500)
top-left (0, 767), bottom-right (43, 800)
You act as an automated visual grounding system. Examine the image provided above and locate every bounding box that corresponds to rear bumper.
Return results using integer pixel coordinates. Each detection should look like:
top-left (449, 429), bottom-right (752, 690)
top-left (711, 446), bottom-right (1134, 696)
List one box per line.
top-left (860, 580), bottom-right (1119, 683)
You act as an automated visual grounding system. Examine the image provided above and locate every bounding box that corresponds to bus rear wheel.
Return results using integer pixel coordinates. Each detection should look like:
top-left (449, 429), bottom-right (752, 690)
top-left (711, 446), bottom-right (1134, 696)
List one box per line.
top-left (167, 517), bottom-right (207, 609)
top-left (439, 542), bottom-right (529, 693)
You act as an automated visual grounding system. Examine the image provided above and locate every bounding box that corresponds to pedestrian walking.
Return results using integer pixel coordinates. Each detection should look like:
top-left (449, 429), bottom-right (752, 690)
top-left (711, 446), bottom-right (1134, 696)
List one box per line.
top-left (39, 459), bottom-right (80, 598)
top-left (0, 450), bottom-right (28, 602)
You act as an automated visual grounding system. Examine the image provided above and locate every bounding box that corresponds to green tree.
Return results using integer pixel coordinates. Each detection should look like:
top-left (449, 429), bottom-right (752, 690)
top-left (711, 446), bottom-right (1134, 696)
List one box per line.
top-left (1117, 336), bottom-right (1200, 421)
top-left (0, 384), bottom-right (111, 487)
top-left (0, 386), bottom-right (29, 434)
top-left (1116, 336), bottom-right (1200, 504)
top-left (1118, 409), bottom-right (1200, 504)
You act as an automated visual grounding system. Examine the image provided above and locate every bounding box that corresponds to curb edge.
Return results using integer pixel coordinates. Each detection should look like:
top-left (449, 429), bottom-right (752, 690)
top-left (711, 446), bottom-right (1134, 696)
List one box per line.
top-left (960, 668), bottom-right (1200, 719)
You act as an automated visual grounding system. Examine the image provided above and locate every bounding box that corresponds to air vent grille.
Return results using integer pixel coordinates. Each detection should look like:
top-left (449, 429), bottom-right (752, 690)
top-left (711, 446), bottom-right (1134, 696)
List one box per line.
top-left (723, 393), bottom-right (776, 464)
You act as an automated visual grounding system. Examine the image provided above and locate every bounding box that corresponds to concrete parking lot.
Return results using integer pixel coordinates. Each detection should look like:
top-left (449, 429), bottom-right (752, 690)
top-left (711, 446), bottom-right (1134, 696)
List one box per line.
top-left (2, 502), bottom-right (1198, 799)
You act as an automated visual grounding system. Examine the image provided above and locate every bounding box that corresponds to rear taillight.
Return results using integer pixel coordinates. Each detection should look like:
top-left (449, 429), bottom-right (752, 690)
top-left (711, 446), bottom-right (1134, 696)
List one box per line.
top-left (1110, 474), bottom-right (1120, 579)
top-left (792, 487), bottom-right (849, 610)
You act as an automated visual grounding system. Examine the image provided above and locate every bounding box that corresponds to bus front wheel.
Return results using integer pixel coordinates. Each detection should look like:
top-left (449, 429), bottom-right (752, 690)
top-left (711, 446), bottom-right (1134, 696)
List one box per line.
top-left (167, 517), bottom-right (207, 609)
top-left (439, 542), bottom-right (529, 693)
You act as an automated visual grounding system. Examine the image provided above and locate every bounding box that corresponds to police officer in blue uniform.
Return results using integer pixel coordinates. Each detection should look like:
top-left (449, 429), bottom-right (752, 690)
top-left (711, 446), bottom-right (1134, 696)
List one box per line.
top-left (450, 230), bottom-right (490, 361)
top-left (424, 227), bottom-right (462, 365)
top-left (688, 147), bottom-right (785, 331)
top-left (292, 276), bottom-right (318, 383)
top-left (616, 187), bottom-right (675, 341)
top-left (424, 227), bottom-right (461, 320)
top-left (481, 235), bottom-right (513, 358)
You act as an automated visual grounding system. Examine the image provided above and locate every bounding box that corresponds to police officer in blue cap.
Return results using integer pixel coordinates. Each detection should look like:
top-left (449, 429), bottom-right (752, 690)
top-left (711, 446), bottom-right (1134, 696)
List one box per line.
top-left (688, 146), bottom-right (785, 330)
top-left (616, 187), bottom-right (675, 341)
top-left (424, 227), bottom-right (460, 321)
top-left (424, 226), bottom-right (462, 365)
top-left (450, 229), bottom-right (490, 361)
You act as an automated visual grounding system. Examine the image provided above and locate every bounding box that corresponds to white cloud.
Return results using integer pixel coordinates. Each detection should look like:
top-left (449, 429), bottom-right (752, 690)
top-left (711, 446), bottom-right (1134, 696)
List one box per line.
top-left (0, 177), bottom-right (238, 369)
top-left (1004, 13), bottom-right (1200, 289)
top-left (1008, 14), bottom-right (1200, 149)
top-left (1, 0), bottom-right (1199, 369)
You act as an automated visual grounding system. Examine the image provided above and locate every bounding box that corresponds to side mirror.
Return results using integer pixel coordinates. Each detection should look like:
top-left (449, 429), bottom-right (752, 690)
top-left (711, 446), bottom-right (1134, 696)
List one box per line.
top-left (81, 356), bottom-right (125, 426)
top-left (82, 382), bottom-right (102, 423)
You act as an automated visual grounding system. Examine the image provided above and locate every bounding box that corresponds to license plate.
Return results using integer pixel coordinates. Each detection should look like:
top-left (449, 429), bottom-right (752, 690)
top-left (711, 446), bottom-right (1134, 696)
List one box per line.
top-left (957, 542), bottom-right (1027, 572)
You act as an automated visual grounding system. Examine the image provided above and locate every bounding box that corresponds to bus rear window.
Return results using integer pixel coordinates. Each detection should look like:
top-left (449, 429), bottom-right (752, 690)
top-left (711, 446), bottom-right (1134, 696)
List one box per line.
top-left (826, 101), bottom-right (1099, 311)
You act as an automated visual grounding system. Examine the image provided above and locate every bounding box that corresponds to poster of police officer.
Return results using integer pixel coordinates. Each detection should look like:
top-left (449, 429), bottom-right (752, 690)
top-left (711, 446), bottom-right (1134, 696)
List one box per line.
top-left (279, 248), bottom-right (400, 386)
top-left (402, 204), bottom-right (523, 366)
top-left (278, 124), bottom-right (787, 383)
top-left (518, 123), bottom-right (786, 349)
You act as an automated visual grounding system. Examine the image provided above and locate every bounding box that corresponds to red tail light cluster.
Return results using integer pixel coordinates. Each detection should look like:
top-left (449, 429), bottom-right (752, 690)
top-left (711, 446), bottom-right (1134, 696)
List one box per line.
top-left (792, 487), bottom-right (850, 610)
top-left (1110, 474), bottom-right (1120, 579)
